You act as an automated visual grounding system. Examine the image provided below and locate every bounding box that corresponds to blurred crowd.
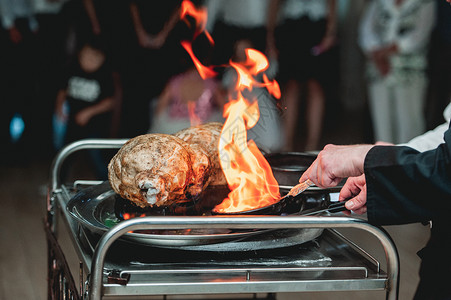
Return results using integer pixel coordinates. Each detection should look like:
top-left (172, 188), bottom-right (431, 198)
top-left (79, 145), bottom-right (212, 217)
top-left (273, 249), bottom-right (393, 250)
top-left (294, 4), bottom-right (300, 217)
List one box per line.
top-left (0, 0), bottom-right (450, 170)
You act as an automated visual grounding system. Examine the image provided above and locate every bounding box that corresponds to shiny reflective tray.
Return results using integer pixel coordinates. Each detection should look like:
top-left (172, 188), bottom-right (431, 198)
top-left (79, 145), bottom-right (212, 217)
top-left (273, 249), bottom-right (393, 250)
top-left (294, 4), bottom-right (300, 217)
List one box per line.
top-left (67, 182), bottom-right (272, 247)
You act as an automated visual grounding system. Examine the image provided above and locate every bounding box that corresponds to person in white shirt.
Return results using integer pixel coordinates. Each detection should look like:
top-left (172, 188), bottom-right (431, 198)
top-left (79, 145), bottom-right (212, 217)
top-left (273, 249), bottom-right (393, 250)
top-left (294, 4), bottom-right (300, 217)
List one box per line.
top-left (401, 101), bottom-right (451, 152)
top-left (358, 0), bottom-right (436, 144)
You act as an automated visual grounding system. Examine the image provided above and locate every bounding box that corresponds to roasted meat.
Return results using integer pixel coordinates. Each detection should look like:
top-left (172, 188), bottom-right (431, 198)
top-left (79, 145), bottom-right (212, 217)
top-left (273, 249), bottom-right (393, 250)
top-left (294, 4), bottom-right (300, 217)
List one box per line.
top-left (108, 133), bottom-right (211, 208)
top-left (174, 122), bottom-right (227, 186)
top-left (108, 123), bottom-right (227, 208)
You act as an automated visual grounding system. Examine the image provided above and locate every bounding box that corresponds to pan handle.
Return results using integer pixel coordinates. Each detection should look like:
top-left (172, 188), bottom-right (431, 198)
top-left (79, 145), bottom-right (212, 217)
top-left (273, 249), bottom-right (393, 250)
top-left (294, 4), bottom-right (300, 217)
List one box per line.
top-left (327, 201), bottom-right (348, 213)
top-left (300, 200), bottom-right (349, 216)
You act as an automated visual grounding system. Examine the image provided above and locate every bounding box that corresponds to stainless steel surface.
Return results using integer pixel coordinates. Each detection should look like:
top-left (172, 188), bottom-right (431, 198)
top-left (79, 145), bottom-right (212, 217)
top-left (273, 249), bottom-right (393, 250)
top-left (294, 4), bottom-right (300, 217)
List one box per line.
top-left (47, 140), bottom-right (400, 300)
top-left (66, 185), bottom-right (271, 247)
top-left (88, 215), bottom-right (399, 300)
top-left (50, 138), bottom-right (129, 191)
top-left (54, 185), bottom-right (399, 300)
top-left (66, 180), bottom-right (325, 249)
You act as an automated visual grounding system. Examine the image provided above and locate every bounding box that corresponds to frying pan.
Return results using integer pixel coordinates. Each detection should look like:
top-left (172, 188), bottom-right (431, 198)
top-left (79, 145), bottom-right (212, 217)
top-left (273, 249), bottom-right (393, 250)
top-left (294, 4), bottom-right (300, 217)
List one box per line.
top-left (211, 179), bottom-right (313, 215)
top-left (265, 152), bottom-right (317, 188)
top-left (211, 180), bottom-right (348, 216)
top-left (67, 182), bottom-right (346, 250)
top-left (211, 195), bottom-right (347, 216)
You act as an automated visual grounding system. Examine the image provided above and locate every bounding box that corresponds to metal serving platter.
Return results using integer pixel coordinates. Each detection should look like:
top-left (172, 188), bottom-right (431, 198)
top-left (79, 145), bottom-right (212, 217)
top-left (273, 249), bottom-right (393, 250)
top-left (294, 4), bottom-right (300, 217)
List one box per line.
top-left (67, 182), bottom-right (272, 247)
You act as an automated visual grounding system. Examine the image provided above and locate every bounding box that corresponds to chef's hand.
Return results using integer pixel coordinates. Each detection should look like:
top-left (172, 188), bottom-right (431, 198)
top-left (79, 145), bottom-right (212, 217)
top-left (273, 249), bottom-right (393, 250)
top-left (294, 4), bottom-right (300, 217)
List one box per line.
top-left (339, 174), bottom-right (367, 214)
top-left (299, 144), bottom-right (374, 188)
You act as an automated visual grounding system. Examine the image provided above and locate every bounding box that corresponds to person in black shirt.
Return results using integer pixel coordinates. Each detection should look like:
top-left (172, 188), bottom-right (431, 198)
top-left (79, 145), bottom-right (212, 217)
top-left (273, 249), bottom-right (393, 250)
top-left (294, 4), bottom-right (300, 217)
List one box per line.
top-left (55, 38), bottom-right (114, 143)
top-left (54, 37), bottom-right (115, 179)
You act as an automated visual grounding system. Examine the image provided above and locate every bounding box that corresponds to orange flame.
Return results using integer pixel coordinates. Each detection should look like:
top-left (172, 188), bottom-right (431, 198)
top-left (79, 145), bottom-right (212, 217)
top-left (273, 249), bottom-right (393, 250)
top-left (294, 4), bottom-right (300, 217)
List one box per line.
top-left (246, 48), bottom-right (268, 74)
top-left (181, 41), bottom-right (217, 79)
top-left (214, 50), bottom-right (280, 213)
top-left (263, 73), bottom-right (281, 99)
top-left (122, 213), bottom-right (146, 220)
top-left (179, 1), bottom-right (281, 213)
top-left (180, 0), bottom-right (214, 45)
top-left (122, 212), bottom-right (146, 233)
top-left (187, 101), bottom-right (202, 126)
top-left (230, 49), bottom-right (280, 100)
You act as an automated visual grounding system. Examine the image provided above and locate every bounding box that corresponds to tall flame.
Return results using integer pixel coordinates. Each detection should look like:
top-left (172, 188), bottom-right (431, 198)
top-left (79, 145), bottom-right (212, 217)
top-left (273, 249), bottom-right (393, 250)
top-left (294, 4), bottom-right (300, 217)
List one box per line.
top-left (187, 100), bottom-right (202, 126)
top-left (180, 1), bottom-right (281, 213)
top-left (181, 40), bottom-right (217, 79)
top-left (214, 49), bottom-right (281, 213)
top-left (180, 0), bottom-right (214, 44)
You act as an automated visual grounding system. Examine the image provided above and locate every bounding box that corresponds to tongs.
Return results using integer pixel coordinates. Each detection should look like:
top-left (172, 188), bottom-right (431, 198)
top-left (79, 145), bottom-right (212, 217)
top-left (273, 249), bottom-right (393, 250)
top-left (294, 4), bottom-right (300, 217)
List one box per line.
top-left (286, 179), bottom-right (315, 198)
top-left (212, 179), bottom-right (347, 215)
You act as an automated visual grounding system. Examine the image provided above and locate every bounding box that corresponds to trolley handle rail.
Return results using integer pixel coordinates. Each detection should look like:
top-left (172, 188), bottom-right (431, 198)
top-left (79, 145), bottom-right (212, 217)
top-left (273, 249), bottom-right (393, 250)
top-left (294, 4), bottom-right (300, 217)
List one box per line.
top-left (88, 216), bottom-right (399, 300)
top-left (50, 138), bottom-right (129, 192)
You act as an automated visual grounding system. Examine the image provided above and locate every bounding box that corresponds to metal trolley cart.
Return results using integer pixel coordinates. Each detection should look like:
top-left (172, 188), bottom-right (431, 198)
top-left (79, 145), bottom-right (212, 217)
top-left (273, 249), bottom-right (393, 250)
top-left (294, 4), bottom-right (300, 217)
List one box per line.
top-left (45, 139), bottom-right (400, 300)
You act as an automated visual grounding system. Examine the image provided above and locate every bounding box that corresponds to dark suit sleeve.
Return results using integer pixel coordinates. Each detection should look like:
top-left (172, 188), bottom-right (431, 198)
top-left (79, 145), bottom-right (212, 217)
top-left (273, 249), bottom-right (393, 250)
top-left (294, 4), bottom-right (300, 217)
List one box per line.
top-left (364, 125), bottom-right (451, 225)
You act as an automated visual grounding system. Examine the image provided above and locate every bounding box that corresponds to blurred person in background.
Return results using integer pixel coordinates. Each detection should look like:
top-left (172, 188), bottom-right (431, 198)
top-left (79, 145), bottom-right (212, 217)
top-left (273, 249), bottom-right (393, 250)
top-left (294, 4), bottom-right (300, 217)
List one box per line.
top-left (122, 0), bottom-right (187, 138)
top-left (299, 0), bottom-right (451, 291)
top-left (221, 38), bottom-right (283, 153)
top-left (60, 0), bottom-right (132, 140)
top-left (149, 35), bottom-right (226, 135)
top-left (205, 0), bottom-right (270, 68)
top-left (401, 101), bottom-right (451, 152)
top-left (149, 63), bottom-right (225, 134)
top-left (60, 0), bottom-right (103, 59)
top-left (54, 37), bottom-right (116, 179)
top-left (33, 0), bottom-right (69, 158)
top-left (358, 0), bottom-right (436, 144)
top-left (0, 0), bottom-right (38, 165)
top-left (266, 0), bottom-right (338, 152)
